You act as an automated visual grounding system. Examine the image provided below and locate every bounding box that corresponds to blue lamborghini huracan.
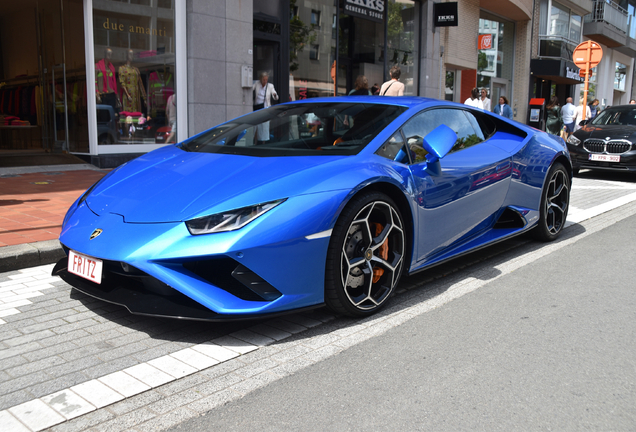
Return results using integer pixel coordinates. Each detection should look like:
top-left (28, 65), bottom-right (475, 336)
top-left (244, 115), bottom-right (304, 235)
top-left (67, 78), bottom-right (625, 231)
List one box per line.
top-left (53, 97), bottom-right (572, 320)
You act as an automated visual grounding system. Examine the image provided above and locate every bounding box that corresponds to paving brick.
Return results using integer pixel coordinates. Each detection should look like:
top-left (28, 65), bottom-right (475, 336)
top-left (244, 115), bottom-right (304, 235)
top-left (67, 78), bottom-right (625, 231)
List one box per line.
top-left (25, 372), bottom-right (90, 401)
top-left (3, 329), bottom-right (56, 347)
top-left (0, 353), bottom-right (28, 372)
top-left (0, 410), bottom-right (30, 432)
top-left (122, 364), bottom-right (174, 389)
top-left (21, 319), bottom-right (68, 334)
top-left (38, 329), bottom-right (92, 347)
top-left (82, 357), bottom-right (141, 380)
top-left (8, 398), bottom-right (66, 431)
top-left (46, 355), bottom-right (103, 377)
top-left (98, 371), bottom-right (151, 398)
top-left (59, 341), bottom-right (115, 362)
top-left (0, 341), bottom-right (42, 361)
top-left (0, 389), bottom-right (36, 411)
top-left (6, 355), bottom-right (66, 378)
top-left (148, 355), bottom-right (197, 379)
top-left (104, 332), bottom-right (150, 348)
top-left (70, 380), bottom-right (124, 409)
top-left (42, 389), bottom-right (96, 420)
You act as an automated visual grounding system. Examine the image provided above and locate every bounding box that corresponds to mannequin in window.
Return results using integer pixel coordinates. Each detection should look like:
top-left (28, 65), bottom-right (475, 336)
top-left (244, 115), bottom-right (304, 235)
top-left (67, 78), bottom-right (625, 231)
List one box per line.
top-left (148, 66), bottom-right (174, 118)
top-left (118, 49), bottom-right (147, 113)
top-left (95, 47), bottom-right (120, 111)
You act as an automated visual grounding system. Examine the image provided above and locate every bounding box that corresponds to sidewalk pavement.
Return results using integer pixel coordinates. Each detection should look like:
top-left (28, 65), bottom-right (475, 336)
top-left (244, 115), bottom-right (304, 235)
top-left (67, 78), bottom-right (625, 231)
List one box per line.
top-left (0, 165), bottom-right (108, 272)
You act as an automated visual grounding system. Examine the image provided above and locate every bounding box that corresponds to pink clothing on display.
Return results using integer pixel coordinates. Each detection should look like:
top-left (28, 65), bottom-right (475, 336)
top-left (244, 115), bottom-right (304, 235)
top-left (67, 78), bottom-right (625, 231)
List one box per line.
top-left (95, 59), bottom-right (118, 94)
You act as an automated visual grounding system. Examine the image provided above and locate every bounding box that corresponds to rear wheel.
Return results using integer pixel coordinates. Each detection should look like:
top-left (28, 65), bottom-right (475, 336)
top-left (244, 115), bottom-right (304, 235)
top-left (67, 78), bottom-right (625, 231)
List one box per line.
top-left (325, 192), bottom-right (405, 317)
top-left (533, 163), bottom-right (570, 241)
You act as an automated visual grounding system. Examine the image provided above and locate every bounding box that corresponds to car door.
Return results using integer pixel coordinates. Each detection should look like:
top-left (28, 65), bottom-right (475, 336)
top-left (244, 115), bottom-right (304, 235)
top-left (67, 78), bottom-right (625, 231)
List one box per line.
top-left (404, 108), bottom-right (513, 264)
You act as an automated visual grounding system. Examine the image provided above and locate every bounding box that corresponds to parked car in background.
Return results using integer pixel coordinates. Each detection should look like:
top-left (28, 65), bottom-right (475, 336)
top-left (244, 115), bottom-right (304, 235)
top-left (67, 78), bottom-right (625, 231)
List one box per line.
top-left (54, 97), bottom-right (572, 321)
top-left (96, 104), bottom-right (118, 144)
top-left (567, 105), bottom-right (636, 175)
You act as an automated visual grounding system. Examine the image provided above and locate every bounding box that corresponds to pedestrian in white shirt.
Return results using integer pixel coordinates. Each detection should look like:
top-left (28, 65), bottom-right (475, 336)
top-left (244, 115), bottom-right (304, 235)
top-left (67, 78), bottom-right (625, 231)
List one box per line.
top-left (464, 88), bottom-right (484, 109)
top-left (480, 89), bottom-right (491, 112)
top-left (561, 97), bottom-right (577, 137)
top-left (574, 97), bottom-right (591, 131)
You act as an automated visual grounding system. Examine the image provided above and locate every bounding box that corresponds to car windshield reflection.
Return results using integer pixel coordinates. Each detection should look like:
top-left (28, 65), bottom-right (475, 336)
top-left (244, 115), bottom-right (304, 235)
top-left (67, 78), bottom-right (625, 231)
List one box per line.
top-left (179, 102), bottom-right (408, 157)
top-left (591, 107), bottom-right (636, 126)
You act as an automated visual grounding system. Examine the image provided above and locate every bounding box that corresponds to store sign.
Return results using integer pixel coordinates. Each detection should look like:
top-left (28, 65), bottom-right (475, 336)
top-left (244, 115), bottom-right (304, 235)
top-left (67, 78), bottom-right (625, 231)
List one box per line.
top-left (344, 0), bottom-right (384, 23)
top-left (478, 34), bottom-right (493, 50)
top-left (434, 2), bottom-right (458, 27)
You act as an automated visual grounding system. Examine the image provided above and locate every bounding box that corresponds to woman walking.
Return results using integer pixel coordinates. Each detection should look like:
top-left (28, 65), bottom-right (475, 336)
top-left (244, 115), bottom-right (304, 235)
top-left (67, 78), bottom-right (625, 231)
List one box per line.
top-left (545, 96), bottom-right (563, 136)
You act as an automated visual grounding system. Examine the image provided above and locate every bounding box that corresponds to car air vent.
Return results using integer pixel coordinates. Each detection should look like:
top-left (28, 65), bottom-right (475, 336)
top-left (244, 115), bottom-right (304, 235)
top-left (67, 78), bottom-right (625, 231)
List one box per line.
top-left (583, 139), bottom-right (632, 154)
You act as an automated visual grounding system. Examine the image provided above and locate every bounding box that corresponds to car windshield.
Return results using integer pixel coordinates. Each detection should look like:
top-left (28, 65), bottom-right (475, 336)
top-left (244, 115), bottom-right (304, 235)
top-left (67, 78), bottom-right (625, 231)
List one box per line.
top-left (591, 107), bottom-right (636, 126)
top-left (179, 102), bottom-right (408, 156)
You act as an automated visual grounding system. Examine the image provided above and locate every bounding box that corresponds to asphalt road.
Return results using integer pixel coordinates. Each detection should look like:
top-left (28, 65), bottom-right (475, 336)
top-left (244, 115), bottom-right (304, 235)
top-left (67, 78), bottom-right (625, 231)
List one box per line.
top-left (168, 214), bottom-right (636, 432)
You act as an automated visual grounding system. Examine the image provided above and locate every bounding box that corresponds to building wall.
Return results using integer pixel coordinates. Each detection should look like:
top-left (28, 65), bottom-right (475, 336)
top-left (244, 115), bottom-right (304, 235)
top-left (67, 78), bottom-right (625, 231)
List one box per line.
top-left (186, 0), bottom-right (252, 136)
top-left (443, 0), bottom-right (480, 71)
top-left (513, 19), bottom-right (531, 122)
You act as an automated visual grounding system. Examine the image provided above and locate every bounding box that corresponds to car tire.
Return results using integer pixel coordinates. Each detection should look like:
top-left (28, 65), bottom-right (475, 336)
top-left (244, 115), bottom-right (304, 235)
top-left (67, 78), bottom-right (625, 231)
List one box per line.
top-left (533, 162), bottom-right (570, 242)
top-left (325, 192), bottom-right (405, 317)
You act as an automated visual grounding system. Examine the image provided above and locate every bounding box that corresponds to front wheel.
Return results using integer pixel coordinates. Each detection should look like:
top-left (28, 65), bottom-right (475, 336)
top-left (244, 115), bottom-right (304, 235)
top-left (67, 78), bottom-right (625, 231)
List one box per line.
top-left (325, 192), bottom-right (405, 317)
top-left (533, 163), bottom-right (570, 241)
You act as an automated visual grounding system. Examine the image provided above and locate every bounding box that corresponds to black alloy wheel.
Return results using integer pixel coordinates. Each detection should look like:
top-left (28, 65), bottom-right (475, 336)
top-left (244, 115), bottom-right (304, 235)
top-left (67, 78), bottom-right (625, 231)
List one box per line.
top-left (533, 162), bottom-right (570, 241)
top-left (325, 192), bottom-right (405, 317)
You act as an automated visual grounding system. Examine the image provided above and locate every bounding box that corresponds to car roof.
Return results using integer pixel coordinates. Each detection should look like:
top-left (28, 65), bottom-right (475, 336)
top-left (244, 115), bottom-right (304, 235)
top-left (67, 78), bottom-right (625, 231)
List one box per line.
top-left (283, 95), bottom-right (452, 111)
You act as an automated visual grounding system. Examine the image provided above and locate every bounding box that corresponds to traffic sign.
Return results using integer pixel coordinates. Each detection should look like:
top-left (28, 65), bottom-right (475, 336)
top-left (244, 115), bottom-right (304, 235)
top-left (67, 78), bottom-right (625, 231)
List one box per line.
top-left (573, 40), bottom-right (603, 114)
top-left (573, 41), bottom-right (603, 69)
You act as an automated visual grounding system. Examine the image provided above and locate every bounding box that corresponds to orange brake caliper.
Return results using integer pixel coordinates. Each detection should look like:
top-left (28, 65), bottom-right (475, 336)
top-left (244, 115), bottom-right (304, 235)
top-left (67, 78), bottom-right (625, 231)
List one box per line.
top-left (371, 223), bottom-right (388, 283)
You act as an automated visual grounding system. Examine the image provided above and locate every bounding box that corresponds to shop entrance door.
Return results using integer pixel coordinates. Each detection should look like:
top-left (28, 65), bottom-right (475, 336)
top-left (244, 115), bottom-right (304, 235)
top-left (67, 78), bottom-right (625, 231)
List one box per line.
top-left (491, 79), bottom-right (509, 108)
top-left (50, 64), bottom-right (70, 152)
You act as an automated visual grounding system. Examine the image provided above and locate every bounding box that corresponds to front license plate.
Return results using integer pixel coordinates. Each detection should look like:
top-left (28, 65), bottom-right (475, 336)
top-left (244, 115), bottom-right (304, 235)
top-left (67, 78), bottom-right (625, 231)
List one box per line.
top-left (68, 250), bottom-right (103, 284)
top-left (589, 154), bottom-right (620, 162)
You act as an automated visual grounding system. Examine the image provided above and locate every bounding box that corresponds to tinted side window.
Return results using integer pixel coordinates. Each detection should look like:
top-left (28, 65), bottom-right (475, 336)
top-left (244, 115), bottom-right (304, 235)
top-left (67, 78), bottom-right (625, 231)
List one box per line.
top-left (376, 131), bottom-right (409, 164)
top-left (401, 108), bottom-right (484, 163)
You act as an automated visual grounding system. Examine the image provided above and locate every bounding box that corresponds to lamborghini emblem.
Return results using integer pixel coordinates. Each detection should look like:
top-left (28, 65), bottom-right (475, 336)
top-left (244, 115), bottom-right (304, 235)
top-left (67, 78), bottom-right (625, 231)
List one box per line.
top-left (90, 229), bottom-right (103, 240)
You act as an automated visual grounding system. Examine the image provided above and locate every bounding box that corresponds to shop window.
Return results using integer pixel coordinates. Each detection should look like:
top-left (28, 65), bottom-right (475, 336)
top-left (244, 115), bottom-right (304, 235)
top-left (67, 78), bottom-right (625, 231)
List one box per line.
top-left (478, 12), bottom-right (514, 91)
top-left (615, 62), bottom-right (627, 91)
top-left (92, 0), bottom-right (176, 146)
top-left (445, 70), bottom-right (455, 101)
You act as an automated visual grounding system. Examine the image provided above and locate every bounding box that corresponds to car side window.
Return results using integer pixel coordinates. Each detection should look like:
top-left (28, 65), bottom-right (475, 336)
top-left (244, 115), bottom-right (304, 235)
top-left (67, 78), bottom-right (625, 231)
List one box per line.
top-left (375, 131), bottom-right (410, 164)
top-left (401, 108), bottom-right (485, 164)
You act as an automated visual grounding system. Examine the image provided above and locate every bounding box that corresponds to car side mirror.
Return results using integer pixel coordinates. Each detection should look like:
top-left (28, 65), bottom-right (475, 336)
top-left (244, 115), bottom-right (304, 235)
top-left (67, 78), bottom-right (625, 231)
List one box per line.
top-left (413, 124), bottom-right (457, 175)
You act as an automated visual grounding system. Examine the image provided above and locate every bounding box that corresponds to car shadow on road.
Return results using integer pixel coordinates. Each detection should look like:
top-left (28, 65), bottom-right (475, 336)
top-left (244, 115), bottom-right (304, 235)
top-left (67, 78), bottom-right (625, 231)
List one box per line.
top-left (67, 221), bottom-right (589, 355)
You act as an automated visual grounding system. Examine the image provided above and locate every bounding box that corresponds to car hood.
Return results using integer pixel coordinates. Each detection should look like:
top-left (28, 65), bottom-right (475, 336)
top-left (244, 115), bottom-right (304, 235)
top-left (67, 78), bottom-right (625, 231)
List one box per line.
top-left (86, 146), bottom-right (348, 223)
top-left (575, 124), bottom-right (636, 140)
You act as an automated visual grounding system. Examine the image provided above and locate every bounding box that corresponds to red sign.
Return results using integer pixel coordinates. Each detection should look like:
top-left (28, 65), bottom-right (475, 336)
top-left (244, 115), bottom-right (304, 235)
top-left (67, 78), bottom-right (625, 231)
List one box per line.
top-left (573, 41), bottom-right (603, 69)
top-left (478, 34), bottom-right (493, 50)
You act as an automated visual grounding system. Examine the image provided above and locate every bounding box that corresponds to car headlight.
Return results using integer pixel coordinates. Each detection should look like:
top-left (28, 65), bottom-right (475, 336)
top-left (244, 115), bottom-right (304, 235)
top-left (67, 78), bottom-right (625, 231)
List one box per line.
top-left (185, 199), bottom-right (286, 235)
top-left (567, 134), bottom-right (581, 146)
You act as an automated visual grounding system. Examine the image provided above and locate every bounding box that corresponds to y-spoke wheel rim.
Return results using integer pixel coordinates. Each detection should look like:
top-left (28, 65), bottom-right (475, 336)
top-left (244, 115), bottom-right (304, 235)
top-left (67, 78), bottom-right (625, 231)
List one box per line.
top-left (340, 201), bottom-right (404, 310)
top-left (544, 169), bottom-right (569, 235)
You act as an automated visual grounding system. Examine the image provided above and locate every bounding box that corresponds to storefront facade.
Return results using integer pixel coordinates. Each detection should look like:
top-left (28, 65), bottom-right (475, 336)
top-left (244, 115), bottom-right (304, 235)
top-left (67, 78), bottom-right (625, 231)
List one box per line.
top-left (1, 0), bottom-right (422, 167)
top-left (441, 0), bottom-right (533, 123)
